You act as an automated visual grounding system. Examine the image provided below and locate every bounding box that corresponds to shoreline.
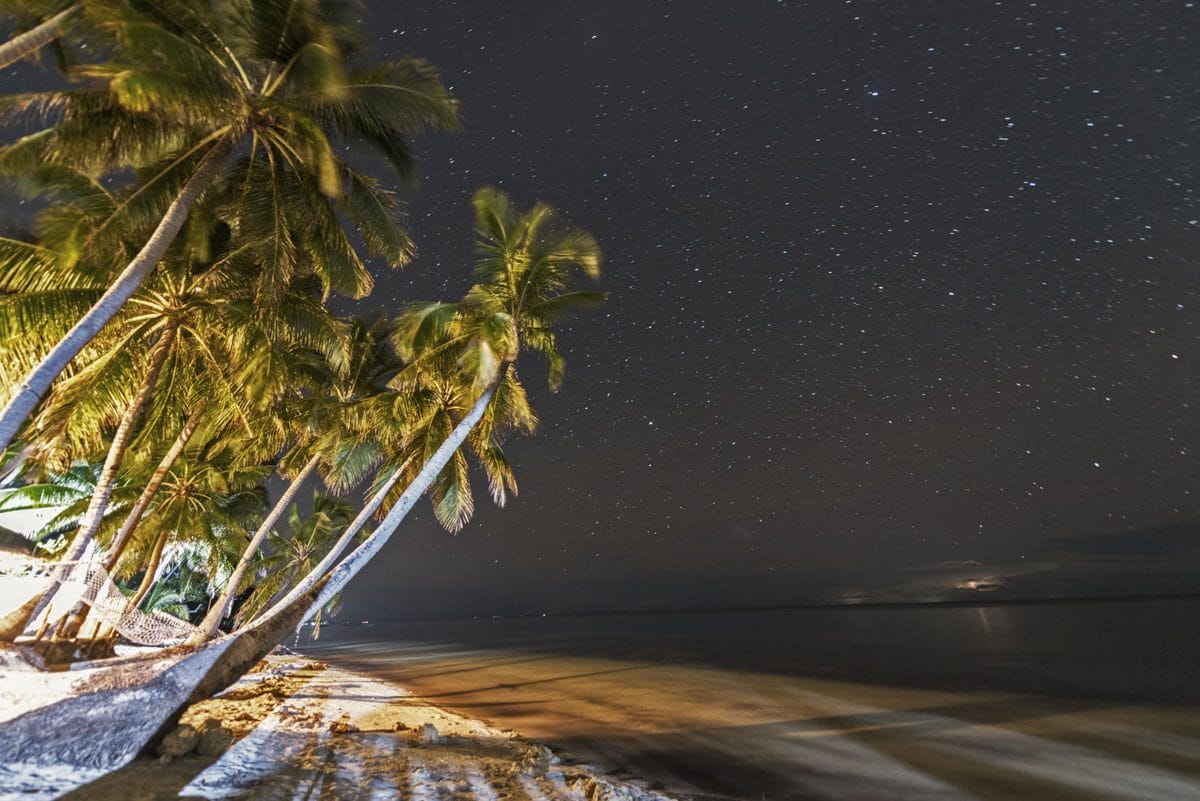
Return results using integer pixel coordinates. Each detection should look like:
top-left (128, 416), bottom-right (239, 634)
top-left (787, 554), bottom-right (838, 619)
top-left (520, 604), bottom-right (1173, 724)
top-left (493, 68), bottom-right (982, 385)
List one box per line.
top-left (4, 654), bottom-right (679, 800)
top-left (306, 634), bottom-right (1200, 801)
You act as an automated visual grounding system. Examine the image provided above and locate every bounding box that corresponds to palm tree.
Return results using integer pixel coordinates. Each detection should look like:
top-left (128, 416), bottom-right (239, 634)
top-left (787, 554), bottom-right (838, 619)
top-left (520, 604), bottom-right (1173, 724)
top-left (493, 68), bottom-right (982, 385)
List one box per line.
top-left (15, 313), bottom-right (179, 627)
top-left (0, 461), bottom-right (138, 554)
top-left (260, 186), bottom-right (604, 628)
top-left (67, 449), bottom-right (266, 641)
top-left (0, 205), bottom-right (346, 639)
top-left (91, 258), bottom-right (346, 577)
top-left (123, 453), bottom-right (267, 588)
top-left (191, 447), bottom-right (320, 636)
top-left (193, 315), bottom-right (406, 639)
top-left (0, 0), bottom-right (459, 454)
top-left (0, 0), bottom-right (78, 70)
top-left (100, 406), bottom-right (203, 575)
top-left (387, 356), bottom-right (533, 532)
top-left (234, 491), bottom-right (352, 625)
top-left (258, 352), bottom-right (533, 621)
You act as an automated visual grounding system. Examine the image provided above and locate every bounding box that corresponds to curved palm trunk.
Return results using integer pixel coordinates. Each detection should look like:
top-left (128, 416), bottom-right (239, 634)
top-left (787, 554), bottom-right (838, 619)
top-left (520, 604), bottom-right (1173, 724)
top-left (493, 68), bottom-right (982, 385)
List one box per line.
top-left (0, 573), bottom-right (332, 780)
top-left (0, 322), bottom-right (178, 642)
top-left (191, 453), bottom-right (321, 641)
top-left (0, 136), bottom-right (235, 456)
top-left (102, 409), bottom-right (203, 572)
top-left (0, 372), bottom-right (499, 767)
top-left (0, 5), bottom-right (76, 69)
top-left (259, 465), bottom-right (405, 618)
top-left (267, 369), bottom-right (505, 629)
top-left (128, 530), bottom-right (169, 609)
top-left (64, 413), bottom-right (200, 637)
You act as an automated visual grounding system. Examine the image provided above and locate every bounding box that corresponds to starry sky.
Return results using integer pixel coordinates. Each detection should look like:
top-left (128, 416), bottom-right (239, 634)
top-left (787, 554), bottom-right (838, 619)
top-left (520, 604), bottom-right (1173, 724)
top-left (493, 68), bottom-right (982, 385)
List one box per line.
top-left (9, 1), bottom-right (1200, 618)
top-left (332, 0), bottom-right (1200, 619)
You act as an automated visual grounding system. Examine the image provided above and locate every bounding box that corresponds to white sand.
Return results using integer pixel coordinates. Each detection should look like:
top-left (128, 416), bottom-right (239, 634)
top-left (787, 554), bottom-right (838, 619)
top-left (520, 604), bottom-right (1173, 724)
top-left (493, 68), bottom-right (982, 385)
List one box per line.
top-left (5, 655), bottom-right (679, 801)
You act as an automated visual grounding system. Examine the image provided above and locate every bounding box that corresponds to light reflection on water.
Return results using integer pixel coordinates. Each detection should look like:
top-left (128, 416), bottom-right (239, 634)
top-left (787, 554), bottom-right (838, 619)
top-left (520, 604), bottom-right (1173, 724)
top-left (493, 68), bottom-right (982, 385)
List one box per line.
top-left (301, 599), bottom-right (1200, 801)
top-left (308, 598), bottom-right (1198, 703)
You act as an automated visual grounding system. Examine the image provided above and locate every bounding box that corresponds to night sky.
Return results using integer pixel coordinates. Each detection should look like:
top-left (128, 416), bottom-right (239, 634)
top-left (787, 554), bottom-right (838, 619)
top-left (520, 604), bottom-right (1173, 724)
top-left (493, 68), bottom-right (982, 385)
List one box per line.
top-left (11, 2), bottom-right (1200, 618)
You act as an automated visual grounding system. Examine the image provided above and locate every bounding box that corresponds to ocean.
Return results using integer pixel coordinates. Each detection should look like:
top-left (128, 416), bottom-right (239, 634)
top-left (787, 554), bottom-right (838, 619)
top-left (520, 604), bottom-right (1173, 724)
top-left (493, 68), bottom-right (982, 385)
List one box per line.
top-left (302, 598), bottom-right (1200, 800)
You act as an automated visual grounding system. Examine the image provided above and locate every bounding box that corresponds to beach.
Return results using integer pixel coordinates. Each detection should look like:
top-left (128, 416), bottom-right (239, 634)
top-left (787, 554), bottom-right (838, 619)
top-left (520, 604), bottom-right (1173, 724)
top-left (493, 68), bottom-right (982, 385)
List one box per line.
top-left (303, 644), bottom-right (1200, 801)
top-left (4, 600), bottom-right (1198, 801)
top-left (1, 654), bottom-right (676, 801)
top-left (303, 602), bottom-right (1200, 801)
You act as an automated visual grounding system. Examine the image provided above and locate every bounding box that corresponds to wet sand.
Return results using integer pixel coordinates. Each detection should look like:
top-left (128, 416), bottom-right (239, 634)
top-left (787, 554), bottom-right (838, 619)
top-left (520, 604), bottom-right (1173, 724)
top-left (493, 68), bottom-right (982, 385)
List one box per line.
top-left (310, 640), bottom-right (1200, 801)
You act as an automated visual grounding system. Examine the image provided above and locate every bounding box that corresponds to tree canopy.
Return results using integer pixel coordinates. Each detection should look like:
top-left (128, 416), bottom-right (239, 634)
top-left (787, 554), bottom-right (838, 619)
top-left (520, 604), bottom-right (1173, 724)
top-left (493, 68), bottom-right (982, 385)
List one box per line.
top-left (0, 2), bottom-right (605, 664)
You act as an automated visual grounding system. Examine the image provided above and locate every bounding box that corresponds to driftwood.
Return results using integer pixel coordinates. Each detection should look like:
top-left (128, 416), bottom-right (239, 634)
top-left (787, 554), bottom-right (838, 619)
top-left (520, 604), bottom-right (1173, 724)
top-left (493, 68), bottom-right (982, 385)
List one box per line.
top-left (0, 576), bottom-right (326, 788)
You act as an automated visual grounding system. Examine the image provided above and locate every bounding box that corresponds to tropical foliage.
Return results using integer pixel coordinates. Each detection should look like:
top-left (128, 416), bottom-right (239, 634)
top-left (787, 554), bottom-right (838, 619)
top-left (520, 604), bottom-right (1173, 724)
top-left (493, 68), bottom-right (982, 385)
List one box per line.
top-left (0, 0), bottom-right (604, 668)
top-left (0, 0), bottom-right (459, 454)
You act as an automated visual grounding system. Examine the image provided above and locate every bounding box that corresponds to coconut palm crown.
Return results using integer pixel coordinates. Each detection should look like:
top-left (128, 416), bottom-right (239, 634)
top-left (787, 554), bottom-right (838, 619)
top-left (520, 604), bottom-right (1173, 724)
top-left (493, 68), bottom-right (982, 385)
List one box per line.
top-left (0, 0), bottom-right (460, 454)
top-left (257, 187), bottom-right (605, 633)
top-left (395, 186), bottom-right (605, 391)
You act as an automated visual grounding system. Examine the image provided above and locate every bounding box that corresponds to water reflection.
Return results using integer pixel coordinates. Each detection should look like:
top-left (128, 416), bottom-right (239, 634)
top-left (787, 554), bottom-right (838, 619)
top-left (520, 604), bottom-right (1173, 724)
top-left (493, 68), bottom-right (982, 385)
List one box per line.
top-left (297, 600), bottom-right (1200, 799)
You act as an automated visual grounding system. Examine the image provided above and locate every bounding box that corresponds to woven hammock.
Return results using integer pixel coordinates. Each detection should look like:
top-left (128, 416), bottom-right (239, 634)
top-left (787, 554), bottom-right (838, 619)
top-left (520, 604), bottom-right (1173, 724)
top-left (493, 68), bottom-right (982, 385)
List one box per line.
top-left (5, 557), bottom-right (198, 645)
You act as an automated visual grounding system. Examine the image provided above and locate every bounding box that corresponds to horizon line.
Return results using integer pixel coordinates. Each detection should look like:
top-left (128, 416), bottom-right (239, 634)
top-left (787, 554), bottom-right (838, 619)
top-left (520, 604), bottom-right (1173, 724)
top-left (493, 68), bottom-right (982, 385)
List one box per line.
top-left (339, 590), bottom-right (1200, 626)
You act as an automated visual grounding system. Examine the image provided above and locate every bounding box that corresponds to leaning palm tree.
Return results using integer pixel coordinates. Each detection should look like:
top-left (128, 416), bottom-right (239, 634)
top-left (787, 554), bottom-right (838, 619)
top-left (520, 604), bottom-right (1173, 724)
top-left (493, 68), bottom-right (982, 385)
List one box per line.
top-left (0, 207), bottom-right (346, 640)
top-left (234, 491), bottom-right (353, 625)
top-left (193, 316), bottom-right (405, 638)
top-left (122, 454), bottom-right (267, 595)
top-left (257, 350), bottom-right (533, 623)
top-left (0, 0), bottom-right (79, 70)
top-left (190, 439), bottom-right (323, 637)
top-left (257, 186), bottom-right (604, 629)
top-left (77, 450), bottom-right (268, 641)
top-left (0, 0), bottom-right (459, 454)
top-left (0, 189), bottom-right (606, 770)
top-left (90, 260), bottom-right (347, 576)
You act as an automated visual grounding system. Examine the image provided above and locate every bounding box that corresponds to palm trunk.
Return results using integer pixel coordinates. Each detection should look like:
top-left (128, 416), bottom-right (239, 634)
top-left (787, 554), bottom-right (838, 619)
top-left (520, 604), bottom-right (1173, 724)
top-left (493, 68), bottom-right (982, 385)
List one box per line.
top-left (259, 465), bottom-right (405, 619)
top-left (0, 5), bottom-right (76, 70)
top-left (0, 322), bottom-right (178, 641)
top-left (187, 571), bottom-right (334, 708)
top-left (0, 444), bottom-right (30, 487)
top-left (128, 530), bottom-right (169, 609)
top-left (102, 409), bottom-right (202, 572)
top-left (0, 136), bottom-right (235, 456)
top-left (0, 567), bottom-right (328, 780)
top-left (280, 368), bottom-right (505, 628)
top-left (64, 412), bottom-right (200, 639)
top-left (191, 452), bottom-right (321, 641)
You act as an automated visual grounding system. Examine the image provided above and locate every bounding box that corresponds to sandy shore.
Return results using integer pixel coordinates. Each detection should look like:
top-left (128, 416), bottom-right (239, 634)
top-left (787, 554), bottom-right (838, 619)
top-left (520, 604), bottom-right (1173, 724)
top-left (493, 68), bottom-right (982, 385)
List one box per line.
top-left (6, 654), bottom-right (678, 801)
top-left (307, 639), bottom-right (1200, 801)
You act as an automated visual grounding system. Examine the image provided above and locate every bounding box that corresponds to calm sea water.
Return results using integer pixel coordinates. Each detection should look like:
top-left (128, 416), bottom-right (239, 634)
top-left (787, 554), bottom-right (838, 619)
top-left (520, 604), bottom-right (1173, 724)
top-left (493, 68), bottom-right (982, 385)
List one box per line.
top-left (305, 598), bottom-right (1198, 705)
top-left (299, 599), bottom-right (1200, 799)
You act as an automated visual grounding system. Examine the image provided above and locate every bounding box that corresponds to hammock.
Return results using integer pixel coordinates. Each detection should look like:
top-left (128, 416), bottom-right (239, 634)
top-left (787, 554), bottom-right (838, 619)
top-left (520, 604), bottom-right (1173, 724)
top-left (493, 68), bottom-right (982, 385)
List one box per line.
top-left (4, 556), bottom-right (199, 646)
